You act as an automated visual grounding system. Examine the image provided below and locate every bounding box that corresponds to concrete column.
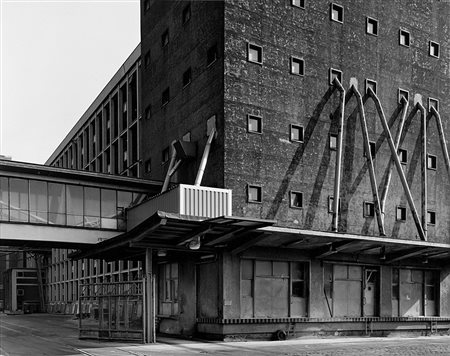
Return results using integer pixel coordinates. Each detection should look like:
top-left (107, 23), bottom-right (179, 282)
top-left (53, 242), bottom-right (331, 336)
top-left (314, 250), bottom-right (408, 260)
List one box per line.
top-left (440, 265), bottom-right (450, 317)
top-left (379, 265), bottom-right (392, 317)
top-left (145, 248), bottom-right (155, 343)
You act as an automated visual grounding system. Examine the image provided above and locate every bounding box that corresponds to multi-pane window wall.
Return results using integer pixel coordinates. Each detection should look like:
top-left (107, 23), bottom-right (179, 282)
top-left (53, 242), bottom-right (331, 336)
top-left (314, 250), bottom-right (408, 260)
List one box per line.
top-left (52, 63), bottom-right (141, 178)
top-left (0, 176), bottom-right (146, 230)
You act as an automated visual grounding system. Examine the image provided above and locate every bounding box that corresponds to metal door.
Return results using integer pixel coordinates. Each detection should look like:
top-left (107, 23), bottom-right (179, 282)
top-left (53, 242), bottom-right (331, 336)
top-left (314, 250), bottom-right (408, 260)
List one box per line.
top-left (333, 265), bottom-right (362, 317)
top-left (363, 269), bottom-right (378, 316)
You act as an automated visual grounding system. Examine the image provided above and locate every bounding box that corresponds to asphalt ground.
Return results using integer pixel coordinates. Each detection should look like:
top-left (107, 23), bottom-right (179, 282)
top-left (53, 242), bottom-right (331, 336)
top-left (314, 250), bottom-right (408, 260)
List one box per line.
top-left (1, 313), bottom-right (450, 356)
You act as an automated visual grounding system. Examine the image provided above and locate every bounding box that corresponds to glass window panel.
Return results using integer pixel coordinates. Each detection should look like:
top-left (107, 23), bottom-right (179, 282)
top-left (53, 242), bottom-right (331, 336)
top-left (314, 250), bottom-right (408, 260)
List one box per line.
top-left (241, 280), bottom-right (252, 297)
top-left (0, 177), bottom-right (9, 221)
top-left (117, 191), bottom-right (133, 230)
top-left (255, 260), bottom-right (272, 277)
top-left (29, 180), bottom-right (48, 224)
top-left (411, 269), bottom-right (423, 283)
top-left (48, 183), bottom-right (66, 225)
top-left (292, 281), bottom-right (305, 298)
top-left (425, 286), bottom-right (435, 301)
top-left (9, 178), bottom-right (29, 222)
top-left (392, 269), bottom-right (399, 284)
top-left (171, 263), bottom-right (178, 278)
top-left (66, 185), bottom-right (83, 226)
top-left (242, 260), bottom-right (253, 280)
top-left (84, 187), bottom-right (100, 228)
top-left (273, 261), bottom-right (289, 277)
top-left (101, 189), bottom-right (117, 229)
top-left (292, 262), bottom-right (305, 280)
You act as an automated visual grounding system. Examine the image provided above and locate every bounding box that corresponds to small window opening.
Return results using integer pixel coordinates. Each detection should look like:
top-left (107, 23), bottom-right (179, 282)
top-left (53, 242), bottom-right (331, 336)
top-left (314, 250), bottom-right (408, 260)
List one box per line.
top-left (248, 43), bottom-right (263, 64)
top-left (161, 88), bottom-right (170, 107)
top-left (290, 191), bottom-right (303, 208)
top-left (144, 51), bottom-right (151, 68)
top-left (427, 154), bottom-right (437, 170)
top-left (328, 196), bottom-right (341, 213)
top-left (399, 29), bottom-right (410, 47)
top-left (207, 44), bottom-right (218, 66)
top-left (330, 3), bottom-right (344, 23)
top-left (363, 201), bottom-right (375, 217)
top-left (145, 159), bottom-right (152, 173)
top-left (428, 98), bottom-right (439, 113)
top-left (429, 41), bottom-right (440, 58)
top-left (291, 57), bottom-right (305, 75)
top-left (427, 211), bottom-right (436, 225)
top-left (290, 124), bottom-right (304, 142)
top-left (161, 29), bottom-right (169, 48)
top-left (398, 148), bottom-right (408, 164)
top-left (329, 133), bottom-right (338, 150)
top-left (183, 67), bottom-right (192, 87)
top-left (162, 147), bottom-right (170, 164)
top-left (248, 185), bottom-right (262, 203)
top-left (291, 0), bottom-right (305, 8)
top-left (248, 115), bottom-right (262, 134)
top-left (144, 105), bottom-right (151, 120)
top-left (396, 206), bottom-right (407, 221)
top-left (398, 88), bottom-right (409, 104)
top-left (364, 141), bottom-right (376, 159)
top-left (366, 17), bottom-right (379, 36)
top-left (366, 79), bottom-right (377, 94)
top-left (329, 68), bottom-right (342, 85)
top-left (182, 3), bottom-right (191, 24)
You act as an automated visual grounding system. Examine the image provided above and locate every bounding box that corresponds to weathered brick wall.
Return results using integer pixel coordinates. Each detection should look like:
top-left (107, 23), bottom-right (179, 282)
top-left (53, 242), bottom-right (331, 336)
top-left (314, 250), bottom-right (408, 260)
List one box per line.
top-left (140, 0), bottom-right (225, 188)
top-left (223, 0), bottom-right (450, 242)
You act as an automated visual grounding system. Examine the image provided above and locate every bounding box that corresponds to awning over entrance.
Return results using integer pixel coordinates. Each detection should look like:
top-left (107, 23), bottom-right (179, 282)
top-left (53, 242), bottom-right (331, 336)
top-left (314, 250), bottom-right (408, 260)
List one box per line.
top-left (73, 211), bottom-right (276, 261)
top-left (72, 211), bottom-right (450, 264)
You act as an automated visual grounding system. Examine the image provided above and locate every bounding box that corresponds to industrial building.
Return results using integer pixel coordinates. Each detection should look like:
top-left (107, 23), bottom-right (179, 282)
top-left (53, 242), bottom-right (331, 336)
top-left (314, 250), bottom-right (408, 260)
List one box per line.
top-left (2, 0), bottom-right (450, 342)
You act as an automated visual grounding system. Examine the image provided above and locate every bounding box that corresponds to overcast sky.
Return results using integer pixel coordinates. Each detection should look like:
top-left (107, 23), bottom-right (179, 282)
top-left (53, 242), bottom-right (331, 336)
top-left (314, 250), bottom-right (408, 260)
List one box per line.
top-left (1, 0), bottom-right (140, 164)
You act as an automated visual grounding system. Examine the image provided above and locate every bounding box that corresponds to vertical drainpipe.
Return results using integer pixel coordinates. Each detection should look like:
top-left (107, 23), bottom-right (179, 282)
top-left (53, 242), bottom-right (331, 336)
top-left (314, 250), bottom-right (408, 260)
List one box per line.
top-left (418, 103), bottom-right (427, 240)
top-left (332, 78), bottom-right (345, 232)
top-left (380, 97), bottom-right (409, 220)
top-left (430, 106), bottom-right (450, 182)
top-left (368, 88), bottom-right (426, 241)
top-left (352, 85), bottom-right (385, 236)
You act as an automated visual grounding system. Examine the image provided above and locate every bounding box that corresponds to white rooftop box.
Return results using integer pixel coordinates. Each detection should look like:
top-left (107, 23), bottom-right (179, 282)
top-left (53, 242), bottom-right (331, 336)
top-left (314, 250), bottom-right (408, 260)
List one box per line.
top-left (127, 184), bottom-right (232, 231)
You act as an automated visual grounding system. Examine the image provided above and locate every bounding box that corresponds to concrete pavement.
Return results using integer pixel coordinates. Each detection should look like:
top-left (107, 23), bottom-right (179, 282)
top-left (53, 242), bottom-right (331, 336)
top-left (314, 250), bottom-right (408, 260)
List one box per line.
top-left (1, 313), bottom-right (450, 356)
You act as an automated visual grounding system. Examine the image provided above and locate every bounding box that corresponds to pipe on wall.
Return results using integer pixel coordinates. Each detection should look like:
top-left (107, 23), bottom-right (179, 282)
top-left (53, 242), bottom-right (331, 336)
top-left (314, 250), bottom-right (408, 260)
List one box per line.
top-left (418, 103), bottom-right (427, 239)
top-left (430, 106), bottom-right (450, 182)
top-left (331, 78), bottom-right (345, 232)
top-left (368, 88), bottom-right (426, 241)
top-left (195, 127), bottom-right (216, 186)
top-left (351, 85), bottom-right (385, 236)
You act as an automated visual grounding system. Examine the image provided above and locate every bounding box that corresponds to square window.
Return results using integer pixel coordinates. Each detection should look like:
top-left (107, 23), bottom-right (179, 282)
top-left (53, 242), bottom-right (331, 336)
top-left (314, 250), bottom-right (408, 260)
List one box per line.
top-left (428, 97), bottom-right (439, 113)
top-left (207, 44), bottom-right (218, 66)
top-left (248, 115), bottom-right (262, 134)
top-left (161, 29), bottom-right (169, 48)
top-left (144, 105), bottom-right (151, 120)
top-left (427, 211), bottom-right (436, 225)
top-left (398, 88), bottom-right (409, 104)
top-left (364, 141), bottom-right (376, 159)
top-left (363, 201), bottom-right (375, 217)
top-left (248, 185), bottom-right (262, 203)
top-left (162, 147), bottom-right (170, 164)
top-left (291, 0), bottom-right (305, 8)
top-left (330, 3), bottom-right (344, 23)
top-left (145, 158), bottom-right (152, 173)
top-left (329, 133), bottom-right (338, 150)
top-left (399, 29), bottom-right (410, 47)
top-left (429, 41), bottom-right (440, 58)
top-left (144, 0), bottom-right (150, 13)
top-left (291, 57), bottom-right (305, 75)
top-left (398, 148), bottom-right (408, 164)
top-left (182, 3), bottom-right (191, 24)
top-left (161, 88), bottom-right (170, 106)
top-left (144, 51), bottom-right (151, 68)
top-left (366, 17), bottom-right (379, 36)
top-left (396, 206), bottom-right (407, 221)
top-left (290, 124), bottom-right (304, 142)
top-left (427, 154), bottom-right (437, 170)
top-left (329, 68), bottom-right (342, 85)
top-left (365, 79), bottom-right (377, 95)
top-left (248, 43), bottom-right (263, 64)
top-left (290, 191), bottom-right (303, 208)
top-left (182, 67), bottom-right (192, 87)
top-left (328, 196), bottom-right (340, 213)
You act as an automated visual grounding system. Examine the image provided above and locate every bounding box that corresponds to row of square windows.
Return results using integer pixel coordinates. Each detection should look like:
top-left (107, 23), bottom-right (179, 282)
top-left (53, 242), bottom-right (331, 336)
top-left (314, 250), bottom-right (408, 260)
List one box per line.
top-left (290, 1), bottom-right (441, 57)
top-left (145, 1), bottom-right (440, 58)
top-left (247, 185), bottom-right (438, 225)
top-left (245, 114), bottom-right (440, 169)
